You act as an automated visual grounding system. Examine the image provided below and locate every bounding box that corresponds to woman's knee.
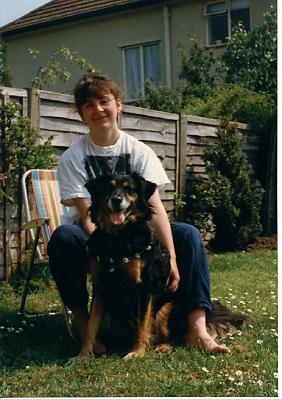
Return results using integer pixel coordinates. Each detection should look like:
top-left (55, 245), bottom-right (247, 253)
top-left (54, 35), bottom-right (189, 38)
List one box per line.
top-left (47, 224), bottom-right (88, 256)
top-left (171, 222), bottom-right (202, 247)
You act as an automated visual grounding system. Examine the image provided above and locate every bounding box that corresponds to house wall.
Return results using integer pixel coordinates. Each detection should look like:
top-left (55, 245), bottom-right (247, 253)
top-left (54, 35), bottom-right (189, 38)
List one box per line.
top-left (4, 0), bottom-right (276, 94)
top-left (5, 4), bottom-right (165, 93)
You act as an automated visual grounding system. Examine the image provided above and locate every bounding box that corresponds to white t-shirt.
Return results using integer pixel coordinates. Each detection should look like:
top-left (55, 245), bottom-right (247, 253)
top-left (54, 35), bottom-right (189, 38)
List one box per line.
top-left (59, 130), bottom-right (170, 224)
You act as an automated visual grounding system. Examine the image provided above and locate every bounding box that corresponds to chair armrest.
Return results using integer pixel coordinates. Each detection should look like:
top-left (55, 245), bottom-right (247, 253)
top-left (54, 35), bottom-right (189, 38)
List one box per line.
top-left (21, 217), bottom-right (50, 231)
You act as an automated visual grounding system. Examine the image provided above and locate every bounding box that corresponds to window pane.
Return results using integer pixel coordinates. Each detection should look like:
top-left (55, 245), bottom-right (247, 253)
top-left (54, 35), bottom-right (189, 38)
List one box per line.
top-left (206, 2), bottom-right (226, 15)
top-left (231, 8), bottom-right (250, 30)
top-left (144, 43), bottom-right (160, 85)
top-left (124, 47), bottom-right (141, 100)
top-left (231, 0), bottom-right (250, 11)
top-left (208, 13), bottom-right (228, 45)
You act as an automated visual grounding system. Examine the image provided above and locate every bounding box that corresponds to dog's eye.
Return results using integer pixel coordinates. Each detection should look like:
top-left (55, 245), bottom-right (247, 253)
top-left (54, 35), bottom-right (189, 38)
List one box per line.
top-left (110, 180), bottom-right (117, 187)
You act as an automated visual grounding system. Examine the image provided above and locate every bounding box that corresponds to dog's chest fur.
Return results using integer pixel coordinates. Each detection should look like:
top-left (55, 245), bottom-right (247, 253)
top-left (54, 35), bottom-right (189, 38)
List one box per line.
top-left (87, 219), bottom-right (170, 315)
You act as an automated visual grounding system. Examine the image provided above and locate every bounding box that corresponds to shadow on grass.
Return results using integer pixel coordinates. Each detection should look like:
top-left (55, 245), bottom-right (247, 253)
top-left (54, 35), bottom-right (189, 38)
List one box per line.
top-left (0, 310), bottom-right (80, 370)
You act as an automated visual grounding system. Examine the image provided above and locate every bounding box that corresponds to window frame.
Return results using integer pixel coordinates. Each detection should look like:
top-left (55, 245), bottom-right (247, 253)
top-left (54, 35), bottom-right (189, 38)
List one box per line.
top-left (122, 41), bottom-right (160, 102)
top-left (205, 0), bottom-right (251, 47)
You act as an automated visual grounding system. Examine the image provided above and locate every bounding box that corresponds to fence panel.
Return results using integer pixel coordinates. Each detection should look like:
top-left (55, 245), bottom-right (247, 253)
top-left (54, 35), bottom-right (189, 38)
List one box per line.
top-left (0, 87), bottom-right (272, 279)
top-left (120, 105), bottom-right (179, 212)
top-left (184, 115), bottom-right (261, 178)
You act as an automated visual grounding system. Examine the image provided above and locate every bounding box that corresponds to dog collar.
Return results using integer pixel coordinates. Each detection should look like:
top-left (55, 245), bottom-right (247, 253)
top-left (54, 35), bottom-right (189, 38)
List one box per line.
top-left (95, 244), bottom-right (153, 270)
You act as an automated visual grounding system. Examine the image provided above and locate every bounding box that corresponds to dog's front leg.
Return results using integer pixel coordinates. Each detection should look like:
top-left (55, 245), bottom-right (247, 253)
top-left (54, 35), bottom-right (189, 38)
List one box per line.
top-left (124, 294), bottom-right (153, 360)
top-left (74, 292), bottom-right (104, 361)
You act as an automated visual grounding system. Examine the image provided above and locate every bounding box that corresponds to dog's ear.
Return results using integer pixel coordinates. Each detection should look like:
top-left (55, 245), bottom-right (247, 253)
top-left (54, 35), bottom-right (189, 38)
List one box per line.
top-left (85, 179), bottom-right (100, 224)
top-left (85, 178), bottom-right (100, 202)
top-left (131, 172), bottom-right (157, 200)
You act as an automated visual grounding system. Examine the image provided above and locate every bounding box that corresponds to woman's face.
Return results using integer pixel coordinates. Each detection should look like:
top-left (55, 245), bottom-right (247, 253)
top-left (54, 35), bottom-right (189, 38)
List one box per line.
top-left (80, 92), bottom-right (121, 132)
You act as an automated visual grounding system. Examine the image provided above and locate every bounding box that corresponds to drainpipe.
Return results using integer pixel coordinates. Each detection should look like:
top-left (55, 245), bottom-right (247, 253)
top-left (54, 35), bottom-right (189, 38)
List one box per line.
top-left (163, 5), bottom-right (172, 88)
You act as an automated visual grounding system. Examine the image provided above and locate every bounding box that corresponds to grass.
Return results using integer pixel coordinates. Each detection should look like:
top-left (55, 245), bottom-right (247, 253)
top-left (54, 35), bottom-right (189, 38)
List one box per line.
top-left (0, 249), bottom-right (278, 397)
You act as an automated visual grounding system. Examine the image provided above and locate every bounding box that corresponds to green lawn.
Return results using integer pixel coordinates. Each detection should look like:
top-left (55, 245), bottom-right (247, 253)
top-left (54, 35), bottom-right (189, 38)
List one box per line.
top-left (0, 249), bottom-right (278, 397)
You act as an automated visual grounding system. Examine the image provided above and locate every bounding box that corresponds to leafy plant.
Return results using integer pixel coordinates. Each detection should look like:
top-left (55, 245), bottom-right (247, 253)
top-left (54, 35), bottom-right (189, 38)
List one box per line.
top-left (184, 84), bottom-right (276, 130)
top-left (178, 39), bottom-right (223, 99)
top-left (0, 101), bottom-right (55, 200)
top-left (29, 46), bottom-right (94, 89)
top-left (222, 7), bottom-right (277, 95)
top-left (184, 123), bottom-right (264, 250)
top-left (135, 80), bottom-right (183, 113)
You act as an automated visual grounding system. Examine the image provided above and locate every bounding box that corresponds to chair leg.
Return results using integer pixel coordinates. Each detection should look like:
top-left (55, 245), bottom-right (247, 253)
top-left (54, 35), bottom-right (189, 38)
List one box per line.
top-left (60, 299), bottom-right (78, 341)
top-left (19, 226), bottom-right (41, 314)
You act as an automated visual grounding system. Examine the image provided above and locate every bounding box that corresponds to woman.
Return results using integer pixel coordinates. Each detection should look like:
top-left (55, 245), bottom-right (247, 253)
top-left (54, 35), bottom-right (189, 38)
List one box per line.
top-left (48, 72), bottom-right (229, 354)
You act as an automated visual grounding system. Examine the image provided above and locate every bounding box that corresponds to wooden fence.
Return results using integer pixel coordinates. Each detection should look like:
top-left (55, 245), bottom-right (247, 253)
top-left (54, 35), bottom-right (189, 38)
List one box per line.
top-left (0, 87), bottom-right (275, 279)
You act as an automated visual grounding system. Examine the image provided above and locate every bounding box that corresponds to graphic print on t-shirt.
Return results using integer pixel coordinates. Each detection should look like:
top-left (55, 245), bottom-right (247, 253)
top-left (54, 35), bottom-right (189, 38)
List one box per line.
top-left (84, 154), bottom-right (132, 179)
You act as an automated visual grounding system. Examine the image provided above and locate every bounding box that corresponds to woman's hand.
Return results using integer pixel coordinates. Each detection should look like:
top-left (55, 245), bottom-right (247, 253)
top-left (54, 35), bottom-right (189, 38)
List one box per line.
top-left (166, 256), bottom-right (180, 292)
top-left (73, 197), bottom-right (96, 235)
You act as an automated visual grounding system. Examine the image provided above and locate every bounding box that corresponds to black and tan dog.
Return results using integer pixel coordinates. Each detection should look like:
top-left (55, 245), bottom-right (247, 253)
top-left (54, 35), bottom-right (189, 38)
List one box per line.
top-left (76, 173), bottom-right (250, 360)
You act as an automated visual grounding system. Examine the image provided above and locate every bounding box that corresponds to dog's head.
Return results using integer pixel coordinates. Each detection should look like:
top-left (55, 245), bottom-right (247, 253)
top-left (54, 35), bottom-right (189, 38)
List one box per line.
top-left (85, 173), bottom-right (157, 230)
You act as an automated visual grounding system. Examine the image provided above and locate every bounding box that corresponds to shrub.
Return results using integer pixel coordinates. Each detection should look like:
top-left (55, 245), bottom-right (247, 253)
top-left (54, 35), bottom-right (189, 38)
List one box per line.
top-left (184, 123), bottom-right (264, 250)
top-left (178, 40), bottom-right (222, 99)
top-left (135, 80), bottom-right (183, 113)
top-left (184, 84), bottom-right (275, 130)
top-left (1, 101), bottom-right (55, 186)
top-left (222, 7), bottom-right (277, 95)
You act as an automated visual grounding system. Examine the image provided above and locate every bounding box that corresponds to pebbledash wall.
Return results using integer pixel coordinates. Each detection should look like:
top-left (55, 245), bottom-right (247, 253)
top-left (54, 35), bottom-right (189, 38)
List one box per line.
top-left (0, 86), bottom-right (276, 279)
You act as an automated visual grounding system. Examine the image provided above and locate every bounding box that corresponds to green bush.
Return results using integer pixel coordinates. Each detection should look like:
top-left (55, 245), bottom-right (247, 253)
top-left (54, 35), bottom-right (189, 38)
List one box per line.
top-left (184, 123), bottom-right (264, 250)
top-left (222, 7), bottom-right (277, 95)
top-left (135, 80), bottom-right (183, 113)
top-left (184, 84), bottom-right (275, 130)
top-left (178, 40), bottom-right (222, 99)
top-left (1, 102), bottom-right (55, 184)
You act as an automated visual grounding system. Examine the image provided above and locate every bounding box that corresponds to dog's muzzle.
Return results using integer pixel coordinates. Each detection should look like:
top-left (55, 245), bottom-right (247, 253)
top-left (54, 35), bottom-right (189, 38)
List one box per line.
top-left (108, 195), bottom-right (132, 225)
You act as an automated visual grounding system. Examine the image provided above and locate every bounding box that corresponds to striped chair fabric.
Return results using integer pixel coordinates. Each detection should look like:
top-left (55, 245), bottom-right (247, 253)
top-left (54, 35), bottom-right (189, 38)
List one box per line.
top-left (30, 169), bottom-right (68, 251)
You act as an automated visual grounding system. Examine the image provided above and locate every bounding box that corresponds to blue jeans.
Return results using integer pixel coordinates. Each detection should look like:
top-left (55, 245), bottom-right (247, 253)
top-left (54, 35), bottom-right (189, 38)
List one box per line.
top-left (47, 222), bottom-right (212, 314)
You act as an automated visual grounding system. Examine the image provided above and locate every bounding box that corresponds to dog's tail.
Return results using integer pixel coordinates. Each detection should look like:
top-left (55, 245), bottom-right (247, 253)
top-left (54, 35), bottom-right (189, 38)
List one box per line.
top-left (206, 300), bottom-right (253, 339)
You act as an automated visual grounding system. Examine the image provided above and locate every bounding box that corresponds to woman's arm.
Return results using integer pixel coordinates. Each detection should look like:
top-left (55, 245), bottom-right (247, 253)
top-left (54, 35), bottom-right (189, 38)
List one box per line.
top-left (73, 197), bottom-right (96, 235)
top-left (149, 189), bottom-right (180, 292)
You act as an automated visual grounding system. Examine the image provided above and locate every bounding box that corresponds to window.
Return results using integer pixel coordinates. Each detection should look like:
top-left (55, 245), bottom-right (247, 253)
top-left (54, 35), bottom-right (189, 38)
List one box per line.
top-left (123, 42), bottom-right (160, 101)
top-left (205, 0), bottom-right (250, 46)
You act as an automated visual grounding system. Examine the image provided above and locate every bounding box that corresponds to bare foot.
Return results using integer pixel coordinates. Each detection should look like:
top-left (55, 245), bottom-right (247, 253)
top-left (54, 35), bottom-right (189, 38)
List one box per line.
top-left (124, 348), bottom-right (146, 360)
top-left (68, 351), bottom-right (93, 364)
top-left (186, 332), bottom-right (230, 353)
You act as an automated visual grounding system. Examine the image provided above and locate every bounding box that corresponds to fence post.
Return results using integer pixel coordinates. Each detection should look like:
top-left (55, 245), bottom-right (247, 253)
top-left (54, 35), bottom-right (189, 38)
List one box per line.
top-left (263, 127), bottom-right (277, 234)
top-left (27, 88), bottom-right (40, 130)
top-left (177, 113), bottom-right (188, 196)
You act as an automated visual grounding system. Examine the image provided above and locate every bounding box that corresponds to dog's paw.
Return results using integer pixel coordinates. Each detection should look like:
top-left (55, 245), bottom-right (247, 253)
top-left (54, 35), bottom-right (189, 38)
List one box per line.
top-left (68, 351), bottom-right (93, 364)
top-left (155, 343), bottom-right (173, 353)
top-left (123, 349), bottom-right (146, 360)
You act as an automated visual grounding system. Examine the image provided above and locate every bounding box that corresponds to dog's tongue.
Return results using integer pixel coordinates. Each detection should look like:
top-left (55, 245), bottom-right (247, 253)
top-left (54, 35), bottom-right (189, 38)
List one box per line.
top-left (110, 211), bottom-right (125, 225)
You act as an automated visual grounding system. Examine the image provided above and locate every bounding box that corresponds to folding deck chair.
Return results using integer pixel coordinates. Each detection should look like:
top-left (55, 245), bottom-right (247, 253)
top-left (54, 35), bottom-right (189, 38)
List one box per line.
top-left (20, 169), bottom-right (76, 340)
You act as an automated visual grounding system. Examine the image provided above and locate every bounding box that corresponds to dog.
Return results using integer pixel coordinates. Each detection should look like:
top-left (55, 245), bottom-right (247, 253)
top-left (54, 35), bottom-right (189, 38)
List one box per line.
top-left (75, 173), bottom-right (251, 360)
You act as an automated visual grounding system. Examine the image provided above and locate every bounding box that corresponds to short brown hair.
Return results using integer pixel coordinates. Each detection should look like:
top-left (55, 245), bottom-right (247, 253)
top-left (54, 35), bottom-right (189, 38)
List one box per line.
top-left (73, 72), bottom-right (123, 115)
